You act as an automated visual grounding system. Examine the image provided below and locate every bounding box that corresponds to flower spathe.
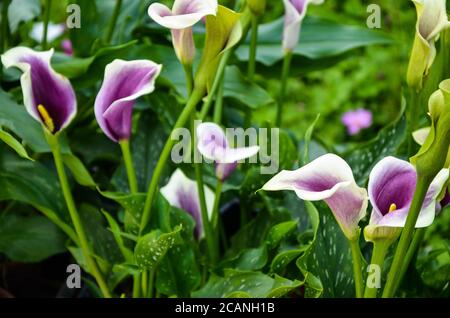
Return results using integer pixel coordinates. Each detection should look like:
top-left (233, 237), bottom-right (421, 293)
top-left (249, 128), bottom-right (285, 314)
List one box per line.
top-left (196, 122), bottom-right (260, 181)
top-left (282, 0), bottom-right (324, 52)
top-left (406, 0), bottom-right (450, 90)
top-left (160, 169), bottom-right (215, 239)
top-left (364, 156), bottom-right (449, 242)
top-left (148, 0), bottom-right (218, 65)
top-left (1, 47), bottom-right (76, 134)
top-left (262, 153), bottom-right (368, 241)
top-left (94, 59), bottom-right (162, 142)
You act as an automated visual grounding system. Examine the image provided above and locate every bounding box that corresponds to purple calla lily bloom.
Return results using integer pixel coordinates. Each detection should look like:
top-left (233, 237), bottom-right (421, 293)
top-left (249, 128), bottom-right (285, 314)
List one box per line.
top-left (341, 108), bottom-right (373, 136)
top-left (262, 153), bottom-right (368, 240)
top-left (283, 0), bottom-right (324, 52)
top-left (148, 0), bottom-right (218, 65)
top-left (160, 169), bottom-right (215, 239)
top-left (94, 59), bottom-right (162, 142)
top-left (196, 123), bottom-right (259, 181)
top-left (366, 157), bottom-right (449, 232)
top-left (1, 47), bottom-right (77, 134)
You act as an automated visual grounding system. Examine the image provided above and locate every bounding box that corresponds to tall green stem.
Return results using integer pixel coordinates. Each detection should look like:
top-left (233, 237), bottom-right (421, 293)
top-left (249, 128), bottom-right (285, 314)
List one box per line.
top-left (213, 76), bottom-right (225, 124)
top-left (247, 15), bottom-right (258, 80)
top-left (120, 140), bottom-right (138, 193)
top-left (349, 238), bottom-right (364, 298)
top-left (140, 89), bottom-right (204, 235)
top-left (1, 0), bottom-right (10, 54)
top-left (46, 133), bottom-right (111, 298)
top-left (42, 0), bottom-right (52, 50)
top-left (382, 174), bottom-right (433, 298)
top-left (393, 227), bottom-right (426, 294)
top-left (407, 89), bottom-right (421, 155)
top-left (104, 0), bottom-right (123, 44)
top-left (276, 52), bottom-right (293, 127)
top-left (183, 64), bottom-right (194, 97)
top-left (364, 240), bottom-right (390, 298)
top-left (212, 180), bottom-right (223, 256)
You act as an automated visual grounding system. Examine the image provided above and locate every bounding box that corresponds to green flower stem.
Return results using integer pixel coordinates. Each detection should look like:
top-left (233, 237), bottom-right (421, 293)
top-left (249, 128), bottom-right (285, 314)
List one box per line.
top-left (42, 0), bottom-right (52, 50)
top-left (148, 269), bottom-right (155, 298)
top-left (364, 240), bottom-right (390, 298)
top-left (212, 180), bottom-right (223, 256)
top-left (46, 132), bottom-right (111, 298)
top-left (132, 275), bottom-right (140, 298)
top-left (213, 75), bottom-right (225, 124)
top-left (140, 88), bottom-right (204, 235)
top-left (276, 52), bottom-right (293, 127)
top-left (104, 0), bottom-right (123, 44)
top-left (1, 0), bottom-right (10, 54)
top-left (407, 89), bottom-right (421, 155)
top-left (247, 14), bottom-right (259, 80)
top-left (349, 238), bottom-right (364, 298)
top-left (183, 64), bottom-right (194, 97)
top-left (382, 174), bottom-right (433, 298)
top-left (393, 227), bottom-right (426, 294)
top-left (120, 140), bottom-right (138, 193)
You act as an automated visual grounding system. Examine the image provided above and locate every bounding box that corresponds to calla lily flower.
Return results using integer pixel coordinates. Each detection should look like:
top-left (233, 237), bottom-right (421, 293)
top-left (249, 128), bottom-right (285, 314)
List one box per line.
top-left (196, 123), bottom-right (259, 181)
top-left (364, 157), bottom-right (449, 241)
top-left (413, 126), bottom-right (450, 168)
top-left (160, 169), bottom-right (215, 239)
top-left (29, 22), bottom-right (65, 43)
top-left (148, 0), bottom-right (218, 65)
top-left (407, 0), bottom-right (450, 90)
top-left (262, 153), bottom-right (368, 241)
top-left (282, 0), bottom-right (324, 53)
top-left (1, 47), bottom-right (76, 134)
top-left (94, 59), bottom-right (162, 142)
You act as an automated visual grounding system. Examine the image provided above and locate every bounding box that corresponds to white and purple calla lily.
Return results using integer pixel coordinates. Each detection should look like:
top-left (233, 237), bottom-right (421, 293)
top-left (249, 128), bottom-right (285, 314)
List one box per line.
top-left (262, 153), bottom-right (368, 240)
top-left (282, 0), bottom-right (324, 52)
top-left (148, 0), bottom-right (218, 65)
top-left (196, 123), bottom-right (260, 181)
top-left (366, 157), bottom-right (449, 231)
top-left (94, 59), bottom-right (162, 142)
top-left (1, 47), bottom-right (76, 134)
top-left (160, 169), bottom-right (215, 239)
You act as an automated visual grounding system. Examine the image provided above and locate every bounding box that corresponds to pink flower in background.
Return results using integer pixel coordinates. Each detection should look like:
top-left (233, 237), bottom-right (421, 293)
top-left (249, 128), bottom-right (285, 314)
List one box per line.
top-left (61, 40), bottom-right (73, 56)
top-left (341, 108), bottom-right (373, 135)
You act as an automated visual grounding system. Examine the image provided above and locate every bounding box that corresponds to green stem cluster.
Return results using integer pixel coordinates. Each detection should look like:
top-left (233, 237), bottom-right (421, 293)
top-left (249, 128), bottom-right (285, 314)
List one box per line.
top-left (105, 0), bottom-right (123, 44)
top-left (42, 0), bottom-right (52, 50)
top-left (276, 52), bottom-right (293, 127)
top-left (364, 240), bottom-right (390, 298)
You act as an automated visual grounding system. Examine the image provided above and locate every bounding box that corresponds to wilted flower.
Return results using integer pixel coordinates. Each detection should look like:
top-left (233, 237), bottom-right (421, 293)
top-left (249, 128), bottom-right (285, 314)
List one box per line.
top-left (282, 0), bottom-right (324, 52)
top-left (148, 0), bottom-right (218, 65)
top-left (341, 108), bottom-right (373, 136)
top-left (161, 169), bottom-right (215, 239)
top-left (1, 47), bottom-right (76, 134)
top-left (196, 122), bottom-right (259, 181)
top-left (94, 59), bottom-right (162, 142)
top-left (61, 39), bottom-right (73, 56)
top-left (262, 153), bottom-right (368, 241)
top-left (29, 22), bottom-right (65, 43)
top-left (406, 0), bottom-right (450, 90)
top-left (364, 157), bottom-right (449, 242)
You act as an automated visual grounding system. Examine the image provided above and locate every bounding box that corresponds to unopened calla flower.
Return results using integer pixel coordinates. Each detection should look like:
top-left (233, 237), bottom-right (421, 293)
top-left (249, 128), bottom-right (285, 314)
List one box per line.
top-left (413, 126), bottom-right (450, 168)
top-left (364, 157), bottom-right (449, 242)
top-left (262, 153), bottom-right (368, 241)
top-left (95, 59), bottom-right (162, 142)
top-left (341, 108), bottom-right (373, 136)
top-left (406, 0), bottom-right (450, 90)
top-left (1, 47), bottom-right (76, 134)
top-left (161, 169), bottom-right (215, 239)
top-left (282, 0), bottom-right (324, 52)
top-left (148, 0), bottom-right (218, 65)
top-left (411, 80), bottom-right (450, 170)
top-left (196, 122), bottom-right (259, 181)
top-left (61, 39), bottom-right (73, 56)
top-left (194, 5), bottom-right (242, 94)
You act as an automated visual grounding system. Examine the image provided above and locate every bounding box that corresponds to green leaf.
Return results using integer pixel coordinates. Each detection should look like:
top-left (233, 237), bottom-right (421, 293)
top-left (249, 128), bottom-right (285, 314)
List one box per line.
top-left (0, 214), bottom-right (66, 262)
top-left (221, 246), bottom-right (268, 271)
top-left (235, 16), bottom-right (392, 66)
top-left (344, 110), bottom-right (407, 185)
top-left (302, 114), bottom-right (321, 165)
top-left (0, 127), bottom-right (33, 160)
top-left (7, 0), bottom-right (41, 33)
top-left (270, 248), bottom-right (304, 274)
top-left (192, 269), bottom-right (302, 298)
top-left (266, 220), bottom-right (299, 249)
top-left (102, 210), bottom-right (133, 262)
top-left (99, 191), bottom-right (146, 235)
top-left (0, 89), bottom-right (49, 153)
top-left (62, 153), bottom-right (96, 187)
top-left (223, 66), bottom-right (274, 109)
top-left (134, 226), bottom-right (182, 271)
